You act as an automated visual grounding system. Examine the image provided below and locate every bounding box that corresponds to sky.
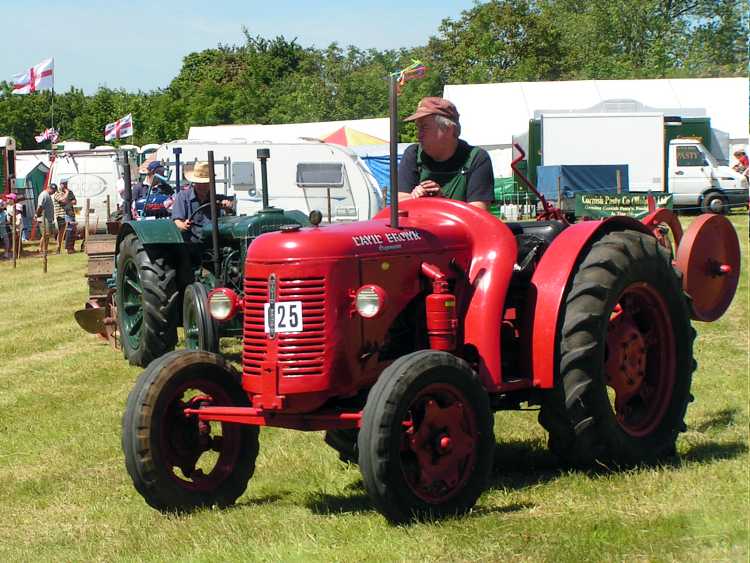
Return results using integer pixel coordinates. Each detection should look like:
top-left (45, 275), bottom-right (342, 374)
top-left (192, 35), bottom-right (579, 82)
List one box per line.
top-left (2, 0), bottom-right (477, 94)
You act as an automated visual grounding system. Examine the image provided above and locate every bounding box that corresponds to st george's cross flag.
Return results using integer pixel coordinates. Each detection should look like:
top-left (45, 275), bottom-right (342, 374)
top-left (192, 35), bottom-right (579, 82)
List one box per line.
top-left (104, 114), bottom-right (134, 141)
top-left (12, 58), bottom-right (54, 95)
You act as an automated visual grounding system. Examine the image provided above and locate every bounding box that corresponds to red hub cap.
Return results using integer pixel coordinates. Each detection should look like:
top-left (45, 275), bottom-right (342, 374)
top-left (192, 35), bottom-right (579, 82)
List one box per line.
top-left (160, 380), bottom-right (243, 491)
top-left (606, 284), bottom-right (675, 437)
top-left (401, 384), bottom-right (478, 503)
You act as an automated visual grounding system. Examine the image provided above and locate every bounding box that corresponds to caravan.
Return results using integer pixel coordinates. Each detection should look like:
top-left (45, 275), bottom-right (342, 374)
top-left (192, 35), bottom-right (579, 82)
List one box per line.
top-left (45, 143), bottom-right (135, 231)
top-left (155, 140), bottom-right (384, 221)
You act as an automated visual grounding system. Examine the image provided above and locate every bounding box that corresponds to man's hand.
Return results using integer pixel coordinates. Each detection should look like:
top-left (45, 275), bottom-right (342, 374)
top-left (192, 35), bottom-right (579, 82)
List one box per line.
top-left (174, 218), bottom-right (192, 232)
top-left (410, 180), bottom-right (441, 199)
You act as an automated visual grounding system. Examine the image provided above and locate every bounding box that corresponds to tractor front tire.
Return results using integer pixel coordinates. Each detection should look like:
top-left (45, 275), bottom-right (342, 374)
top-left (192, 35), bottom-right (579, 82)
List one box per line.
top-left (116, 233), bottom-right (179, 367)
top-left (122, 350), bottom-right (259, 512)
top-left (358, 351), bottom-right (494, 524)
top-left (183, 282), bottom-right (219, 353)
top-left (539, 230), bottom-right (695, 467)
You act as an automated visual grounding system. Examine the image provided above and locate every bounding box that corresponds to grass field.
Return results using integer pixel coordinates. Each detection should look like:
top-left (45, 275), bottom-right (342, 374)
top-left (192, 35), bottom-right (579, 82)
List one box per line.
top-left (0, 215), bottom-right (747, 562)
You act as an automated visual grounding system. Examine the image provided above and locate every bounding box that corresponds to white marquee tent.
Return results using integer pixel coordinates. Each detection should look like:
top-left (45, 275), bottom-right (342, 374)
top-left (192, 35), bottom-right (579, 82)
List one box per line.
top-left (444, 77), bottom-right (749, 175)
top-left (188, 118), bottom-right (389, 143)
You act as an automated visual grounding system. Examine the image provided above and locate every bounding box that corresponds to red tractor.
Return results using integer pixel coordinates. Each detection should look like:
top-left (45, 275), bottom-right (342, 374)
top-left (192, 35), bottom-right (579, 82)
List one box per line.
top-left (122, 149), bottom-right (740, 523)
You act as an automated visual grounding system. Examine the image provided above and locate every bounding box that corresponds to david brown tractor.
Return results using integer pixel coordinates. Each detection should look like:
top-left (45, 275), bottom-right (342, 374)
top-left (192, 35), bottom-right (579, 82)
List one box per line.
top-left (76, 149), bottom-right (308, 366)
top-left (121, 144), bottom-right (740, 523)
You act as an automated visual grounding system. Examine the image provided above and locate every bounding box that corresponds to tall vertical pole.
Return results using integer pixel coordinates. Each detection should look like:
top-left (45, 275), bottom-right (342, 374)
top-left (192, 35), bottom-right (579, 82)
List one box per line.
top-left (122, 151), bottom-right (132, 222)
top-left (173, 147), bottom-right (182, 193)
top-left (207, 151), bottom-right (221, 278)
top-left (257, 148), bottom-right (270, 210)
top-left (388, 74), bottom-right (399, 229)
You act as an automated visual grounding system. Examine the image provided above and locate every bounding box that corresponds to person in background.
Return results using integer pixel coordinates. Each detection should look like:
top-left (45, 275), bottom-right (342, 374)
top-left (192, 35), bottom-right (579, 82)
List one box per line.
top-left (59, 180), bottom-right (78, 254)
top-left (171, 161), bottom-right (233, 242)
top-left (0, 201), bottom-right (10, 259)
top-left (397, 96), bottom-right (494, 211)
top-left (732, 147), bottom-right (748, 177)
top-left (52, 179), bottom-right (69, 253)
top-left (36, 182), bottom-right (57, 243)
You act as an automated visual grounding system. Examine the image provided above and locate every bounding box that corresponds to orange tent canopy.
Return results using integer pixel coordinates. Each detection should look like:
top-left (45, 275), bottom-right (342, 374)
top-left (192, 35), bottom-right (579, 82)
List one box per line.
top-left (321, 126), bottom-right (386, 147)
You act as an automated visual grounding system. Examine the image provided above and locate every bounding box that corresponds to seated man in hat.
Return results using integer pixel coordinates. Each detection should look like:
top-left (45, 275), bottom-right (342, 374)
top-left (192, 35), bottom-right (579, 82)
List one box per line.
top-left (397, 96), bottom-right (494, 210)
top-left (171, 161), bottom-right (233, 242)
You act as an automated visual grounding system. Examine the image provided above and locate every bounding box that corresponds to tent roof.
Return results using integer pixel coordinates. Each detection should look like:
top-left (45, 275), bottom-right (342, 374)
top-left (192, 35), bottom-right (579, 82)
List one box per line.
top-left (189, 118), bottom-right (389, 143)
top-left (16, 153), bottom-right (50, 176)
top-left (444, 77), bottom-right (749, 146)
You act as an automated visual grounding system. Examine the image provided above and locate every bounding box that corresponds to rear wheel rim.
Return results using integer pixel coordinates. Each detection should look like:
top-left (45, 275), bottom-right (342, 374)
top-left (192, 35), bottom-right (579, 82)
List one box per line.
top-left (606, 283), bottom-right (676, 437)
top-left (121, 258), bottom-right (143, 350)
top-left (159, 378), bottom-right (243, 492)
top-left (400, 383), bottom-right (478, 503)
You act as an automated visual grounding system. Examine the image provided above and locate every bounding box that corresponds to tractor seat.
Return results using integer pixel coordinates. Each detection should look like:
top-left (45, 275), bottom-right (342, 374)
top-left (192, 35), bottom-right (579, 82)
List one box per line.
top-left (504, 220), bottom-right (568, 283)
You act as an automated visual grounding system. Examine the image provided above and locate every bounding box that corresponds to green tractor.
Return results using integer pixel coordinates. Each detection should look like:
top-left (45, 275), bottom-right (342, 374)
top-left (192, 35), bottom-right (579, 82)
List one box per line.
top-left (75, 149), bottom-right (309, 367)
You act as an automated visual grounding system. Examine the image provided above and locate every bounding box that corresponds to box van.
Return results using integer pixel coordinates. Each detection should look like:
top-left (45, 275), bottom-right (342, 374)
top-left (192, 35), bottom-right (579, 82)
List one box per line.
top-left (531, 113), bottom-right (749, 213)
top-left (155, 140), bottom-right (384, 221)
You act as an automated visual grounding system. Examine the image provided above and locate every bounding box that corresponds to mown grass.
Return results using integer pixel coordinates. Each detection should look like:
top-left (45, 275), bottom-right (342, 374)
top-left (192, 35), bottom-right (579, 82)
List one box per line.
top-left (0, 215), bottom-right (747, 562)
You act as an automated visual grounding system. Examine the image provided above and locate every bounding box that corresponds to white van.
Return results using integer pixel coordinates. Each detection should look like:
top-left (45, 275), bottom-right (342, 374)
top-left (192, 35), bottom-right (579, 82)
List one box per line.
top-left (155, 140), bottom-right (384, 221)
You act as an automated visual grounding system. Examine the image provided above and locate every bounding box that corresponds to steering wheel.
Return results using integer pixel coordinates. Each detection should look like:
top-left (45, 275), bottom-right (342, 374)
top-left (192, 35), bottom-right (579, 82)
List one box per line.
top-left (188, 202), bottom-right (212, 223)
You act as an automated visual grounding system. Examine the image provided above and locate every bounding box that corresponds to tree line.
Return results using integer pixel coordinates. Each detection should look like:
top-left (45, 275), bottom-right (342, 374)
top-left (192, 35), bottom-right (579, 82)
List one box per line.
top-left (0, 0), bottom-right (745, 149)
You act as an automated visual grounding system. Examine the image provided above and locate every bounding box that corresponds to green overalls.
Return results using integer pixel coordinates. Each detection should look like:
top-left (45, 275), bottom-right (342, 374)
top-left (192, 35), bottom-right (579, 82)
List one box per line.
top-left (417, 145), bottom-right (481, 201)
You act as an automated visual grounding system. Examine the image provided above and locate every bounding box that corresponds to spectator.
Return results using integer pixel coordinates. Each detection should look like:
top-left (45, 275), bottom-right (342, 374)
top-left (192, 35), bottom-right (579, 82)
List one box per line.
top-left (397, 96), bottom-right (494, 210)
top-left (36, 182), bottom-right (57, 243)
top-left (732, 147), bottom-right (748, 177)
top-left (53, 179), bottom-right (69, 253)
top-left (59, 180), bottom-right (78, 254)
top-left (0, 201), bottom-right (10, 259)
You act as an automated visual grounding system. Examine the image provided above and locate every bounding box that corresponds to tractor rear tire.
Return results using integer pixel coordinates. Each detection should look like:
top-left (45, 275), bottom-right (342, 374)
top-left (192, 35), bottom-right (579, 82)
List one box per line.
top-left (117, 233), bottom-right (179, 367)
top-left (539, 230), bottom-right (695, 467)
top-left (122, 350), bottom-right (259, 512)
top-left (358, 350), bottom-right (494, 524)
top-left (183, 282), bottom-right (219, 353)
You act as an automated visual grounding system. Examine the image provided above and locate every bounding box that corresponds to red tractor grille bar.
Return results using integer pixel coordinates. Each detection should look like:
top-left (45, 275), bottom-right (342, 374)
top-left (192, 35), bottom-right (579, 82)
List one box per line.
top-left (243, 275), bottom-right (326, 378)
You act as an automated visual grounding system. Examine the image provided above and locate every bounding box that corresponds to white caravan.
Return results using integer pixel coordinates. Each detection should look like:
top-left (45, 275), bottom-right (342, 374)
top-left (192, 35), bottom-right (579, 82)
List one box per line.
top-left (44, 143), bottom-right (135, 231)
top-left (155, 140), bottom-right (384, 221)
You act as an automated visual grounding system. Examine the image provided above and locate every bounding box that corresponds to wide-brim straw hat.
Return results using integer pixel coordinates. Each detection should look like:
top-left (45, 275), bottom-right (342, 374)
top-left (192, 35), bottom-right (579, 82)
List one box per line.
top-left (184, 161), bottom-right (211, 184)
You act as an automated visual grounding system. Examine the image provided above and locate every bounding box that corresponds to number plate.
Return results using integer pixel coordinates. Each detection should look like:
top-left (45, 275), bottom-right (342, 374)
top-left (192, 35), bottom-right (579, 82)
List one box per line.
top-left (264, 301), bottom-right (304, 334)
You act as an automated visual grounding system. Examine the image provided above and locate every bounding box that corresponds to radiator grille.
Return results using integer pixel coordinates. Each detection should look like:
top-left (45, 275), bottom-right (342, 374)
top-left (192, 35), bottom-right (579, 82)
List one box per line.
top-left (243, 275), bottom-right (326, 378)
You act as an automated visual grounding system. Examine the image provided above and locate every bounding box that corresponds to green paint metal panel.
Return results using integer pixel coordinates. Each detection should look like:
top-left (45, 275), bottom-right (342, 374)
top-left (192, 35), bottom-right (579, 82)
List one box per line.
top-left (122, 219), bottom-right (185, 244)
top-left (201, 207), bottom-right (310, 241)
top-left (665, 117), bottom-right (711, 151)
top-left (523, 119), bottom-right (542, 187)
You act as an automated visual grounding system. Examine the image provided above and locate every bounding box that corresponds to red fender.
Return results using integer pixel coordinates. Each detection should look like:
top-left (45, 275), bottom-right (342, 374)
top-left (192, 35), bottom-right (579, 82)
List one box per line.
top-left (378, 199), bottom-right (517, 391)
top-left (529, 217), bottom-right (652, 389)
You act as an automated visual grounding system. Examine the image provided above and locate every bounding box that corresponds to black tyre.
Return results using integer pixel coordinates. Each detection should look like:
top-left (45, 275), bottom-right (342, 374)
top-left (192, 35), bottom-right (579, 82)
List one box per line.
top-left (324, 429), bottom-right (359, 464)
top-left (702, 191), bottom-right (727, 214)
top-left (116, 233), bottom-right (179, 367)
top-left (183, 282), bottom-right (219, 353)
top-left (122, 350), bottom-right (259, 512)
top-left (539, 230), bottom-right (695, 467)
top-left (358, 350), bottom-right (494, 524)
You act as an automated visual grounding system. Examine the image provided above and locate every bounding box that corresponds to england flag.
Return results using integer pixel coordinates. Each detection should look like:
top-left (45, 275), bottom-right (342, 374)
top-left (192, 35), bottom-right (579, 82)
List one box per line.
top-left (12, 58), bottom-right (54, 95)
top-left (104, 114), bottom-right (134, 141)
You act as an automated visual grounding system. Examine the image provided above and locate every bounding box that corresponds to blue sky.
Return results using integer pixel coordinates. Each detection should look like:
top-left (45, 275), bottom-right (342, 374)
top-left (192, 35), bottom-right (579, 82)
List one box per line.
top-left (3, 0), bottom-right (477, 94)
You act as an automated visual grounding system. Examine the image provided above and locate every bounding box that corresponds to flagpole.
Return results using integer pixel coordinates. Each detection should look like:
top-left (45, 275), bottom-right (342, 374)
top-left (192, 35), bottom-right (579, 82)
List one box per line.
top-left (51, 88), bottom-right (55, 131)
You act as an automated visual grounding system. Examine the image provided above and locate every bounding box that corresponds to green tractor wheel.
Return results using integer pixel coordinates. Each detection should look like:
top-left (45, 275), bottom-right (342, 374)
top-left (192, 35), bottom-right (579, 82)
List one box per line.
top-left (116, 233), bottom-right (179, 367)
top-left (183, 282), bottom-right (219, 353)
